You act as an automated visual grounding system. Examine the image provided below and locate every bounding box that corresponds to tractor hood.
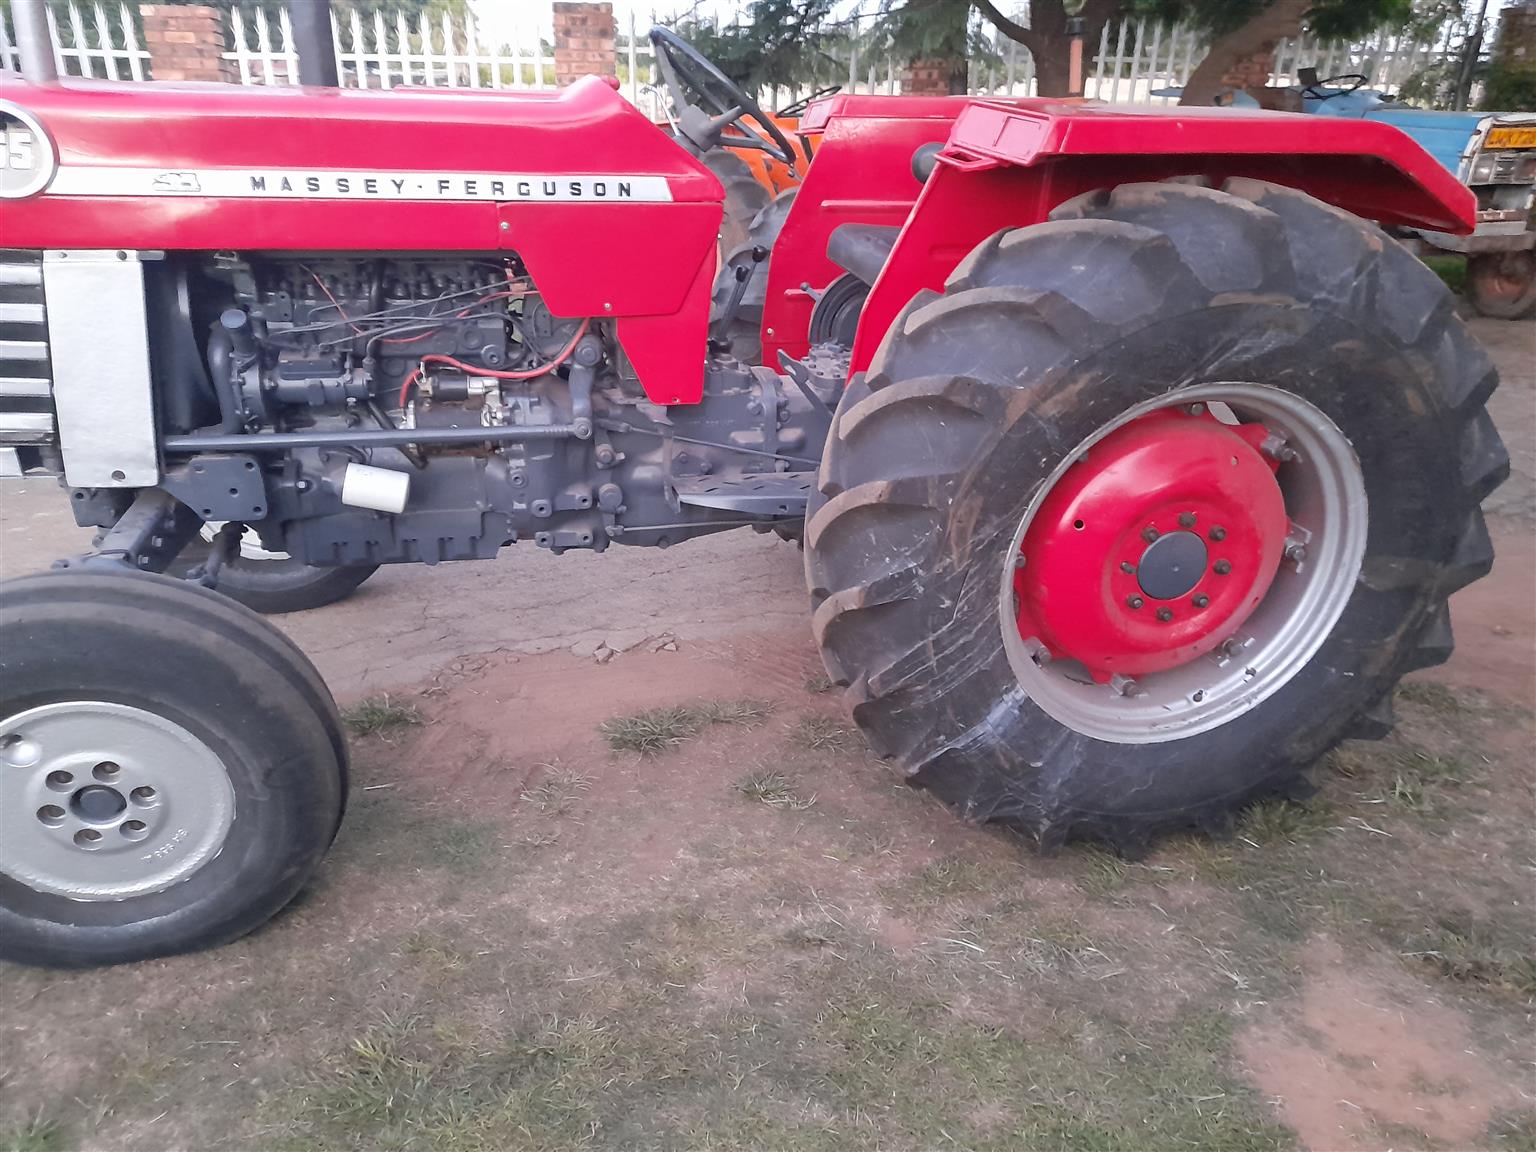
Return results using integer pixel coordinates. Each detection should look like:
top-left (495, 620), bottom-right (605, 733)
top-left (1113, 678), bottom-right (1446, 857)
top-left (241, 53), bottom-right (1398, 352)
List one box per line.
top-left (0, 73), bottom-right (720, 251)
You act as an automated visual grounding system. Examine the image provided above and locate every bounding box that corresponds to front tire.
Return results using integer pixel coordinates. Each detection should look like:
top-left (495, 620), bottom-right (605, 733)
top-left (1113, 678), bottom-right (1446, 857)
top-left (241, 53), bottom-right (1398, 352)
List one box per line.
top-left (0, 571), bottom-right (346, 966)
top-left (806, 179), bottom-right (1507, 851)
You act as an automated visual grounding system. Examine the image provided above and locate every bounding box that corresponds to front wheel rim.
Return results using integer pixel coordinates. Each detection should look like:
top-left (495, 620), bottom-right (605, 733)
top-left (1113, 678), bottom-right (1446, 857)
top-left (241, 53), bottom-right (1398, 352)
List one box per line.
top-left (999, 383), bottom-right (1368, 745)
top-left (0, 701), bottom-right (236, 899)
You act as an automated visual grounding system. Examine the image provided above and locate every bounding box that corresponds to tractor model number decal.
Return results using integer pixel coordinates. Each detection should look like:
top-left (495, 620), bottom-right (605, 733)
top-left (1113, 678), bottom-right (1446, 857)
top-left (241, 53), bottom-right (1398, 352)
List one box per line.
top-left (43, 166), bottom-right (674, 203)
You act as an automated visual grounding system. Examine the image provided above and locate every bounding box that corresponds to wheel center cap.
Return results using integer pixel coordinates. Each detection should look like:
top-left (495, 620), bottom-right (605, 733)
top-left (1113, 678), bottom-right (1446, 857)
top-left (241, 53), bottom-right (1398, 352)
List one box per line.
top-left (73, 785), bottom-right (127, 822)
top-left (1137, 531), bottom-right (1208, 600)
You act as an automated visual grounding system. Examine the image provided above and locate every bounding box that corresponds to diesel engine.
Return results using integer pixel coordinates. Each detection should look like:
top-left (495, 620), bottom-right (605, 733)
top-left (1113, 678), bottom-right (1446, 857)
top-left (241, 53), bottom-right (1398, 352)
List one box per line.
top-left (55, 253), bottom-right (834, 568)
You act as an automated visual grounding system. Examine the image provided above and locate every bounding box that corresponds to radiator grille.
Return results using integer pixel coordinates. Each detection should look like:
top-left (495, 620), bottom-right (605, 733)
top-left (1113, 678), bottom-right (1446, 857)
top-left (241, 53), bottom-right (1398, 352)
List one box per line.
top-left (0, 249), bottom-right (53, 444)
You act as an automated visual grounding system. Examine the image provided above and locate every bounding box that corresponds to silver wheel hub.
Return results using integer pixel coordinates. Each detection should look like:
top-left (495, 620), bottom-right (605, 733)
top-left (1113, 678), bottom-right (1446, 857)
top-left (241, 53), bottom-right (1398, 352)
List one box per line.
top-left (0, 702), bottom-right (235, 899)
top-left (1000, 382), bottom-right (1368, 745)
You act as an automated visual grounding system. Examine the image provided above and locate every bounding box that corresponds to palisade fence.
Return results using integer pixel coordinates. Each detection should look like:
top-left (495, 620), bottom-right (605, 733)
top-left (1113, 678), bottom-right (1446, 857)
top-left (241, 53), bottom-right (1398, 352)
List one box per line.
top-left (0, 0), bottom-right (148, 79)
top-left (0, 0), bottom-right (1492, 112)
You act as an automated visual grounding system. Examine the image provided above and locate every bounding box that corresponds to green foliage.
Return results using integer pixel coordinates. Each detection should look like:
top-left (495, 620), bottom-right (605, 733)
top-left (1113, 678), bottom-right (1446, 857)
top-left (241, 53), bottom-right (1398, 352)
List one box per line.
top-left (1481, 63), bottom-right (1536, 112)
top-left (672, 0), bottom-right (842, 90)
top-left (1134, 0), bottom-right (1418, 40)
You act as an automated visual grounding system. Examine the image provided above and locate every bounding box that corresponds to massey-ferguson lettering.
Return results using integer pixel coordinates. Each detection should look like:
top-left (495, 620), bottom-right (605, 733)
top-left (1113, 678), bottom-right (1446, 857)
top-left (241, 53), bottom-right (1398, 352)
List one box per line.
top-left (0, 24), bottom-right (1508, 969)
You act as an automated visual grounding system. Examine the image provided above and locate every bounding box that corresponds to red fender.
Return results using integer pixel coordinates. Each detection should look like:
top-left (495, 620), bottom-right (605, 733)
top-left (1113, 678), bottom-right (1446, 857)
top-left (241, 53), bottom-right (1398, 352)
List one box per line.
top-left (757, 95), bottom-right (1475, 376)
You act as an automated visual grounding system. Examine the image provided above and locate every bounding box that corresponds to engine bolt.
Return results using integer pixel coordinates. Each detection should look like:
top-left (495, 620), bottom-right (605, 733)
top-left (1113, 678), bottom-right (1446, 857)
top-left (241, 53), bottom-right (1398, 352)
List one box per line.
top-left (1178, 512), bottom-right (1196, 528)
top-left (1142, 526), bottom-right (1159, 543)
top-left (1193, 594), bottom-right (1210, 608)
top-left (1156, 607), bottom-right (1174, 622)
top-left (1126, 595), bottom-right (1144, 610)
top-left (1213, 560), bottom-right (1232, 576)
top-left (1209, 525), bottom-right (1227, 541)
top-left (1119, 561), bottom-right (1136, 574)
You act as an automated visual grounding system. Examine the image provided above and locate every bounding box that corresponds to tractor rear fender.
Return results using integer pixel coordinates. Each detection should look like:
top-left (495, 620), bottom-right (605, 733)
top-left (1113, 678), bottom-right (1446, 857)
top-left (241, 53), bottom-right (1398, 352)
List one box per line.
top-left (846, 100), bottom-right (1477, 376)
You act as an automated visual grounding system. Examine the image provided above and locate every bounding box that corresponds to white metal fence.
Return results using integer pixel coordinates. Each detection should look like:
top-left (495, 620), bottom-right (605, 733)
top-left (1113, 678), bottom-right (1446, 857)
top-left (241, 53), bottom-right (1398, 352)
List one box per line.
top-left (0, 0), bottom-right (1492, 114)
top-left (0, 0), bottom-right (148, 80)
top-left (223, 4), bottom-right (663, 115)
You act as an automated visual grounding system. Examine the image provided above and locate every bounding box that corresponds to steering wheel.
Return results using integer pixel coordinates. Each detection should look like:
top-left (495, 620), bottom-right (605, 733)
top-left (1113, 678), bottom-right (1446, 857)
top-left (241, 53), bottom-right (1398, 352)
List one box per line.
top-left (777, 85), bottom-right (841, 119)
top-left (648, 27), bottom-right (797, 166)
top-left (1303, 72), bottom-right (1369, 99)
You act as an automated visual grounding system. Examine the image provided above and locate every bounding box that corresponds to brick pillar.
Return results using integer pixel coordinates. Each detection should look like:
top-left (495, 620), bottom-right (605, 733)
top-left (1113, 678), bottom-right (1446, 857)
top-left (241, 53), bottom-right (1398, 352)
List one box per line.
top-left (553, 2), bottom-right (616, 86)
top-left (902, 57), bottom-right (964, 95)
top-left (140, 4), bottom-right (231, 83)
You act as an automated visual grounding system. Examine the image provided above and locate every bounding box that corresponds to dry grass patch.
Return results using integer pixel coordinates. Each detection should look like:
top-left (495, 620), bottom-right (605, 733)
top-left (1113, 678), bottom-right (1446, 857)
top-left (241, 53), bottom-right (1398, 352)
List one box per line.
top-left (600, 698), bottom-right (772, 756)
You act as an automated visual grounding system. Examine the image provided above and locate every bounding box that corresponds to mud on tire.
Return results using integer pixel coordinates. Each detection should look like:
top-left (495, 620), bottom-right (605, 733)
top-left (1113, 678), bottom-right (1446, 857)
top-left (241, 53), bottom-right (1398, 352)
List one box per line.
top-left (805, 178), bottom-right (1508, 852)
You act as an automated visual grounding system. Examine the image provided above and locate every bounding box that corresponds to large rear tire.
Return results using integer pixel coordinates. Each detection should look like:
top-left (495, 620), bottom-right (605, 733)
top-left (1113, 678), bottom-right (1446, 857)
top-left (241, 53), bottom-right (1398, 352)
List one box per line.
top-left (806, 178), bottom-right (1507, 852)
top-left (0, 570), bottom-right (346, 966)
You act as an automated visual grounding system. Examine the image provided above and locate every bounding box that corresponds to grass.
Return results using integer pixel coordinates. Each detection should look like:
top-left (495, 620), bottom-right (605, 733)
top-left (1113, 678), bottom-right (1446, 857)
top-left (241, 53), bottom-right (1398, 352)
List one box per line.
top-left (737, 768), bottom-right (816, 810)
top-left (519, 764), bottom-right (591, 815)
top-left (793, 714), bottom-right (855, 752)
top-left (1423, 252), bottom-right (1468, 296)
top-left (341, 695), bottom-right (425, 737)
top-left (803, 674), bottom-right (835, 695)
top-left (600, 698), bottom-right (772, 756)
top-left (1074, 847), bottom-right (1129, 898)
top-left (911, 855), bottom-right (993, 899)
top-left (1402, 915), bottom-right (1536, 1001)
top-left (1233, 797), bottom-right (1334, 848)
top-left (0, 1116), bottom-right (64, 1152)
top-left (336, 790), bottom-right (500, 876)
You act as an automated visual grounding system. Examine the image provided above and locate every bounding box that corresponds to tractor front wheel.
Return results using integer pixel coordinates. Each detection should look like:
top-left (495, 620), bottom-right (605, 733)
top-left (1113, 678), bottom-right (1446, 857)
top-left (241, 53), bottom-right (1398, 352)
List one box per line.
top-left (0, 571), bottom-right (347, 966)
top-left (806, 178), bottom-right (1507, 851)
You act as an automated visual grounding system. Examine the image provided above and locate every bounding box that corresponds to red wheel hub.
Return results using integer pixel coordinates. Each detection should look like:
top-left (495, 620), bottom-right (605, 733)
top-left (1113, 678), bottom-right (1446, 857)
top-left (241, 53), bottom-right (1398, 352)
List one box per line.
top-left (1014, 409), bottom-right (1288, 681)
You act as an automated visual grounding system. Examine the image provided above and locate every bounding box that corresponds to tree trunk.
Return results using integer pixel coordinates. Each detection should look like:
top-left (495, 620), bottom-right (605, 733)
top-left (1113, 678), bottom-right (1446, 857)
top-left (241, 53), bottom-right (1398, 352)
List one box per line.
top-left (1179, 0), bottom-right (1310, 106)
top-left (973, 0), bottom-right (1118, 99)
top-left (1034, 50), bottom-right (1072, 97)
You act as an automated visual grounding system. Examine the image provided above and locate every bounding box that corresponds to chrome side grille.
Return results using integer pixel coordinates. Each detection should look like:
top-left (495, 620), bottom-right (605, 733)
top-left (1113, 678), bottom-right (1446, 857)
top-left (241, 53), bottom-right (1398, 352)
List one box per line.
top-left (0, 250), bottom-right (53, 444)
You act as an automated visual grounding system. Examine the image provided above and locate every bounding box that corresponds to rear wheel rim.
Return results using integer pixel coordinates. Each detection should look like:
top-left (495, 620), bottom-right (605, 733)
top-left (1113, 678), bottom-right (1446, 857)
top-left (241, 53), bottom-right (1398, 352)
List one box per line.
top-left (999, 382), bottom-right (1367, 745)
top-left (0, 701), bottom-right (236, 899)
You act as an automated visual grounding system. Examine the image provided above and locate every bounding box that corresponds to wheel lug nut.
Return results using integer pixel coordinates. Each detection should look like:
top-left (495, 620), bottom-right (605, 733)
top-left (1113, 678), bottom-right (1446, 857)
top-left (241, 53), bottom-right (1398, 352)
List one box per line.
top-left (1142, 526), bottom-right (1159, 543)
top-left (1119, 561), bottom-right (1136, 574)
top-left (1156, 607), bottom-right (1174, 622)
top-left (1209, 526), bottom-right (1227, 541)
top-left (1213, 560), bottom-right (1232, 576)
top-left (1192, 594), bottom-right (1210, 608)
top-left (1126, 595), bottom-right (1144, 610)
top-left (1178, 512), bottom-right (1196, 528)
top-left (1285, 543), bottom-right (1308, 564)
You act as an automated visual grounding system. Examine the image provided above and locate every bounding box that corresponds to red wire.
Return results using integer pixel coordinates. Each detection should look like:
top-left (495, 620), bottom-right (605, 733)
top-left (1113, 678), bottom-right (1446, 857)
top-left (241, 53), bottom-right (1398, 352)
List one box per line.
top-left (393, 318), bottom-right (591, 409)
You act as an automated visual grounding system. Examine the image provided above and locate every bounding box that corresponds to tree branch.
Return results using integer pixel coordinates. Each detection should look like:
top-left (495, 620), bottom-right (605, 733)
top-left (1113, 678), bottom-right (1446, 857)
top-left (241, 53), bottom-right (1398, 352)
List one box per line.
top-left (972, 0), bottom-right (1042, 52)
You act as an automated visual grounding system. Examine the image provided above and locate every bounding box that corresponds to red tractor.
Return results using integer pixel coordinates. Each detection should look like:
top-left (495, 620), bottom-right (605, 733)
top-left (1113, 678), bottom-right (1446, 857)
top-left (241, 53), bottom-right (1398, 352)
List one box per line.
top-left (0, 17), bottom-right (1507, 968)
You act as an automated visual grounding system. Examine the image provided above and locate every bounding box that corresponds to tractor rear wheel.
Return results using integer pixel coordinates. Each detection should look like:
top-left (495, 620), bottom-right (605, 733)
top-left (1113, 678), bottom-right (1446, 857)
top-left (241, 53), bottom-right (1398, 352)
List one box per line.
top-left (806, 178), bottom-right (1507, 852)
top-left (0, 570), bottom-right (346, 966)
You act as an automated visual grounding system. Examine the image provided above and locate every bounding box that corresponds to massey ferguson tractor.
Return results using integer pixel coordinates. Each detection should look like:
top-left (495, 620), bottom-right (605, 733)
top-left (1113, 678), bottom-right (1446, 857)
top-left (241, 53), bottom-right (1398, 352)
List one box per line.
top-left (0, 12), bottom-right (1508, 968)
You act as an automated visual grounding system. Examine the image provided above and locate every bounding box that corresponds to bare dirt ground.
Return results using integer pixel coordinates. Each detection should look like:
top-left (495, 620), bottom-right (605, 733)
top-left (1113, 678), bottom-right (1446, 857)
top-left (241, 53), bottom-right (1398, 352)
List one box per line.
top-left (0, 317), bottom-right (1532, 1152)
